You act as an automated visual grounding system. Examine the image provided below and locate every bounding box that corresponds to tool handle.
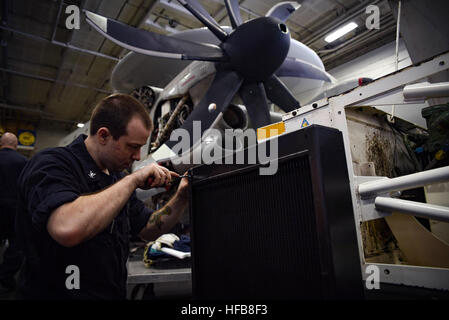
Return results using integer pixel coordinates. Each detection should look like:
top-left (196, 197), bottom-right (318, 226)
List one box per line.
top-left (145, 177), bottom-right (170, 191)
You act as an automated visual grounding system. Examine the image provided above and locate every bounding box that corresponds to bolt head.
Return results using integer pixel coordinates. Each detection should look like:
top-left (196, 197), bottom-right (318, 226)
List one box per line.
top-left (208, 103), bottom-right (217, 113)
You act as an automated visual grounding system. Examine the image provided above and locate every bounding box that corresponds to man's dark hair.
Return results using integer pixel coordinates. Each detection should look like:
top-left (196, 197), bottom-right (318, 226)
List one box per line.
top-left (90, 94), bottom-right (153, 140)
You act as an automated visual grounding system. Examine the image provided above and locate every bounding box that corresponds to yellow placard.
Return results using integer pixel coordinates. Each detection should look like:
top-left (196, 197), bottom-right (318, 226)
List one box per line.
top-left (18, 131), bottom-right (36, 146)
top-left (257, 121), bottom-right (285, 141)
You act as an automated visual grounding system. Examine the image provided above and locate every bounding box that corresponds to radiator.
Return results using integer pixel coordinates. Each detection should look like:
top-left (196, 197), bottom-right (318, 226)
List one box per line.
top-left (189, 125), bottom-right (364, 299)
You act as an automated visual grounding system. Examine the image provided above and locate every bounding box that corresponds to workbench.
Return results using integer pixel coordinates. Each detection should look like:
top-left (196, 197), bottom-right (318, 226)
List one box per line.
top-left (126, 259), bottom-right (192, 299)
top-left (127, 260), bottom-right (191, 284)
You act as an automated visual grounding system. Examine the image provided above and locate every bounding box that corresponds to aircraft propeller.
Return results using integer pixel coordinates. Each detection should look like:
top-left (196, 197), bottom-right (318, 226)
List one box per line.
top-left (85, 0), bottom-right (332, 156)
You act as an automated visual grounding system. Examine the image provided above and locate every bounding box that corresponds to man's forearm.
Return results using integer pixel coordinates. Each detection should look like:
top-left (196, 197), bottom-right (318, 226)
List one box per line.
top-left (139, 192), bottom-right (188, 241)
top-left (48, 175), bottom-right (138, 247)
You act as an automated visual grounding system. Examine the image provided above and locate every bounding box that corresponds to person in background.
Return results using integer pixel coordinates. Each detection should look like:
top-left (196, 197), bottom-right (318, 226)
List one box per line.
top-left (0, 132), bottom-right (27, 294)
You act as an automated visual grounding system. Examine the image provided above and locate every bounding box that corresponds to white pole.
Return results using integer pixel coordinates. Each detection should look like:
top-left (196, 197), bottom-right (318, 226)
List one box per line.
top-left (390, 0), bottom-right (401, 122)
top-left (375, 197), bottom-right (449, 222)
top-left (403, 82), bottom-right (449, 100)
top-left (358, 166), bottom-right (449, 196)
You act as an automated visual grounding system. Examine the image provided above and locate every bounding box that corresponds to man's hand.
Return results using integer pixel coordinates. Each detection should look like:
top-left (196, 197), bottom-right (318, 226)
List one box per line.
top-left (138, 171), bottom-right (190, 241)
top-left (131, 163), bottom-right (179, 189)
top-left (175, 171), bottom-right (189, 200)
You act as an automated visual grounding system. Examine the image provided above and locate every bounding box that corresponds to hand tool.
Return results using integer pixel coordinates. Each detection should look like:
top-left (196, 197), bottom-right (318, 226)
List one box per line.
top-left (145, 174), bottom-right (189, 190)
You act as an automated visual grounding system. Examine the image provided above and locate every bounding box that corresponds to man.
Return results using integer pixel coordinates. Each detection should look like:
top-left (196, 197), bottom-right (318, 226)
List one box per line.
top-left (16, 94), bottom-right (189, 299)
top-left (0, 132), bottom-right (27, 294)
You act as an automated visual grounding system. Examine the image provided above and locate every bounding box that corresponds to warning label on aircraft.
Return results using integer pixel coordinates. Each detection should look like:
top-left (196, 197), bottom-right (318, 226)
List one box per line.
top-left (301, 118), bottom-right (310, 128)
top-left (257, 121), bottom-right (285, 141)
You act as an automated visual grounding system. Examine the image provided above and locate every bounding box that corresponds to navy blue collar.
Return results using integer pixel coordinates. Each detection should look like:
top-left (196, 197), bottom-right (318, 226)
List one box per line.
top-left (67, 135), bottom-right (119, 182)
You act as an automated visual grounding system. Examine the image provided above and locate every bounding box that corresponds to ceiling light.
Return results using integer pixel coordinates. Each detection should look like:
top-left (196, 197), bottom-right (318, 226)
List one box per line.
top-left (324, 22), bottom-right (358, 43)
top-left (77, 123), bottom-right (85, 128)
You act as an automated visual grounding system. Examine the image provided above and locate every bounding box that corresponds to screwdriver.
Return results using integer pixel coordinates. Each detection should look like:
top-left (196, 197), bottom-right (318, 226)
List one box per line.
top-left (146, 174), bottom-right (189, 191)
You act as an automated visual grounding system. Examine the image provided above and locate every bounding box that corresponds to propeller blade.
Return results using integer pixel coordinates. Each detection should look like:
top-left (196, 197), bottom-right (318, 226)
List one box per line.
top-left (176, 0), bottom-right (228, 42)
top-left (165, 70), bottom-right (243, 152)
top-left (276, 57), bottom-right (332, 82)
top-left (85, 10), bottom-right (226, 62)
top-left (263, 75), bottom-right (300, 112)
top-left (266, 1), bottom-right (301, 22)
top-left (224, 0), bottom-right (243, 29)
top-left (239, 82), bottom-right (272, 129)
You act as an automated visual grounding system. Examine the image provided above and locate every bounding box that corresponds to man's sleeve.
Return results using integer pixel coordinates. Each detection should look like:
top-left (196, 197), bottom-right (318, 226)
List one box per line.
top-left (128, 191), bottom-right (153, 238)
top-left (20, 152), bottom-right (81, 233)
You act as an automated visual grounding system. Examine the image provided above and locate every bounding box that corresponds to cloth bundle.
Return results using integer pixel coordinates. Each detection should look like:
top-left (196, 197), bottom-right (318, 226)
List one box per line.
top-left (143, 233), bottom-right (191, 268)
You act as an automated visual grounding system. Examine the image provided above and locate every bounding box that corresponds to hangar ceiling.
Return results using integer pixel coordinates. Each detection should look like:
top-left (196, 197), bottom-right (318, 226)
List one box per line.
top-left (0, 0), bottom-right (397, 135)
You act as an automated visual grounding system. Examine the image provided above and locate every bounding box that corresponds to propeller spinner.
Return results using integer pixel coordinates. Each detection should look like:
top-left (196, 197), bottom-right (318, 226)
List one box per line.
top-left (223, 17), bottom-right (291, 82)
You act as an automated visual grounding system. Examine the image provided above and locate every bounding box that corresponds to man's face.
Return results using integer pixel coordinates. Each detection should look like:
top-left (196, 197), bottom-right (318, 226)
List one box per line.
top-left (104, 116), bottom-right (150, 171)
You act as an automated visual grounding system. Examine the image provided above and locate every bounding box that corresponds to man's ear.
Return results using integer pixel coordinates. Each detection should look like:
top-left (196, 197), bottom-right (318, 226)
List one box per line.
top-left (97, 127), bottom-right (111, 145)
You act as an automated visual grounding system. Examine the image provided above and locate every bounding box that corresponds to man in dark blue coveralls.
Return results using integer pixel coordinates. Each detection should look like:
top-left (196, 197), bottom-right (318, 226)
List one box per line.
top-left (16, 94), bottom-right (189, 299)
top-left (0, 132), bottom-right (27, 294)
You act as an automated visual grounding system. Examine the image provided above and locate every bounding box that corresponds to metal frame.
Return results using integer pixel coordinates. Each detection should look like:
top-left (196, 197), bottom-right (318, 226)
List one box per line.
top-left (127, 260), bottom-right (191, 285)
top-left (259, 51), bottom-right (449, 291)
top-left (359, 167), bottom-right (449, 222)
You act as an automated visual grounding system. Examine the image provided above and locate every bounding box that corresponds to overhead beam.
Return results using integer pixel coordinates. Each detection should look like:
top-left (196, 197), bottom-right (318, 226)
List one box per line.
top-left (0, 67), bottom-right (112, 94)
top-left (318, 13), bottom-right (395, 54)
top-left (0, 25), bottom-right (119, 62)
top-left (320, 19), bottom-right (396, 68)
top-left (158, 0), bottom-right (194, 19)
top-left (47, 0), bottom-right (89, 110)
top-left (302, 0), bottom-right (382, 46)
top-left (51, 0), bottom-right (65, 42)
top-left (0, 102), bottom-right (77, 124)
